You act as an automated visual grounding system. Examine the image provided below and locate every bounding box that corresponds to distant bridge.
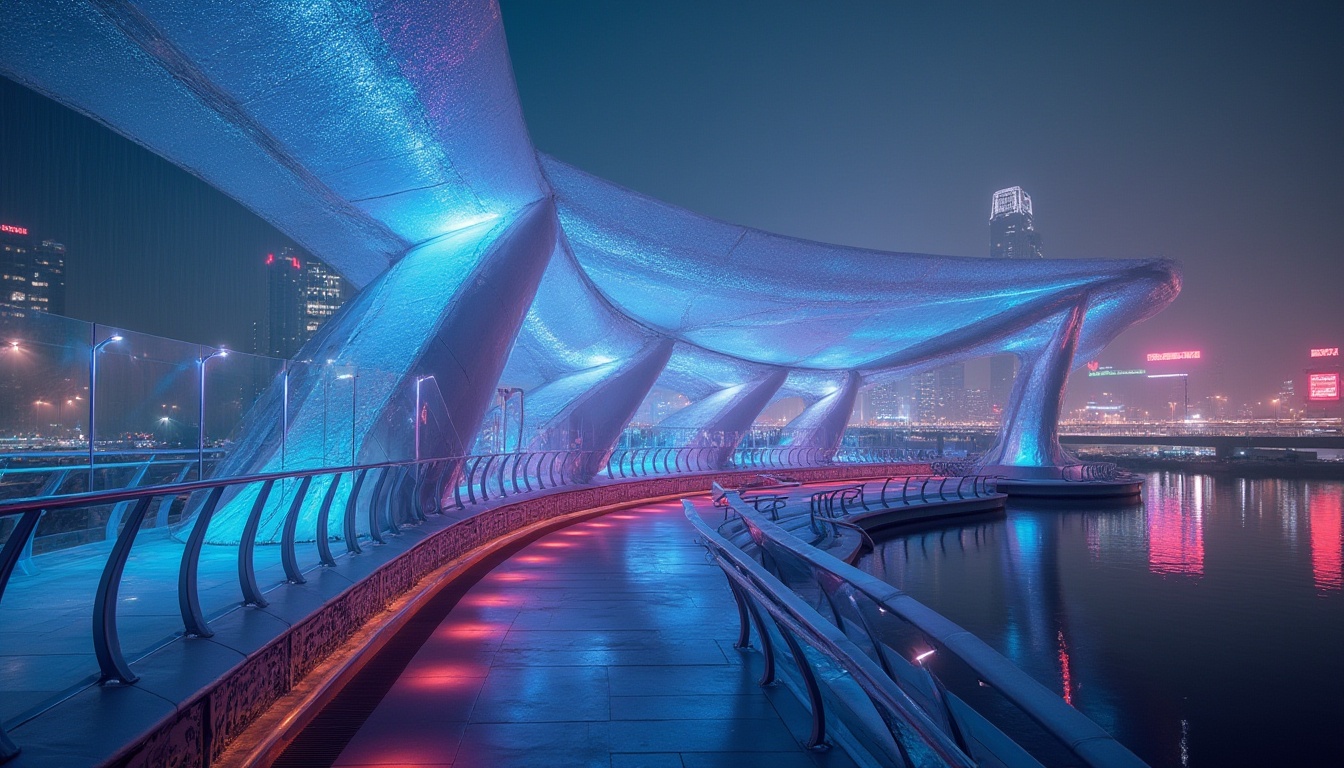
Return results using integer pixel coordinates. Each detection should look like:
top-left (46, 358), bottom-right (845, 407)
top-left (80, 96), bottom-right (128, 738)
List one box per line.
top-left (844, 424), bottom-right (1344, 458)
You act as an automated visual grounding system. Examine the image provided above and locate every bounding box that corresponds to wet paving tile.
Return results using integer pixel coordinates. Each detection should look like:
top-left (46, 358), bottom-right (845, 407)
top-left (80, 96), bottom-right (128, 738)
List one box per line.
top-left (334, 501), bottom-right (858, 767)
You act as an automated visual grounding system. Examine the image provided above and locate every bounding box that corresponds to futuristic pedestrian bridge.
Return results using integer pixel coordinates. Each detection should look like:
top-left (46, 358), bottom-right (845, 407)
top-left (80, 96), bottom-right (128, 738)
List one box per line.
top-left (1, 0), bottom-right (1178, 499)
top-left (0, 0), bottom-right (1177, 765)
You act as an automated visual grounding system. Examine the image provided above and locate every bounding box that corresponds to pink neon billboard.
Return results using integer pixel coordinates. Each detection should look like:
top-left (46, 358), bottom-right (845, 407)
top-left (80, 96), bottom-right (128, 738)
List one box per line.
top-left (1308, 372), bottom-right (1340, 402)
top-left (1146, 350), bottom-right (1201, 362)
top-left (1310, 347), bottom-right (1339, 358)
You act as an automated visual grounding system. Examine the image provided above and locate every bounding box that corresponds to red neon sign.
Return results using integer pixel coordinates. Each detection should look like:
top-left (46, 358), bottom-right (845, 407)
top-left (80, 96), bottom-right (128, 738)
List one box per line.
top-left (1146, 350), bottom-right (1201, 362)
top-left (0, 224), bottom-right (28, 236)
top-left (1308, 372), bottom-right (1340, 402)
top-left (1310, 348), bottom-right (1339, 358)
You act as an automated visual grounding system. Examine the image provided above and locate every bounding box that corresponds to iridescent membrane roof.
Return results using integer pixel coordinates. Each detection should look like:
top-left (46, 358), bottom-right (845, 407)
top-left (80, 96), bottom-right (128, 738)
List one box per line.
top-left (2, 0), bottom-right (1179, 455)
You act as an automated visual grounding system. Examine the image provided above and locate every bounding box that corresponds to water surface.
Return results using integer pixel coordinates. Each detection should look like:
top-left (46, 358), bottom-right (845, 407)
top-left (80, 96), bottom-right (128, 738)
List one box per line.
top-left (858, 473), bottom-right (1344, 767)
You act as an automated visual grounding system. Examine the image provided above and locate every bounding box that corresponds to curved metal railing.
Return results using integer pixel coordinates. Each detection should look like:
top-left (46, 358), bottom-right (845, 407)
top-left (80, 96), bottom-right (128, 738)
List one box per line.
top-left (701, 497), bottom-right (1147, 767)
top-left (1059, 461), bottom-right (1140, 482)
top-left (0, 443), bottom-right (934, 762)
top-left (806, 476), bottom-right (1001, 543)
top-left (689, 502), bottom-right (976, 766)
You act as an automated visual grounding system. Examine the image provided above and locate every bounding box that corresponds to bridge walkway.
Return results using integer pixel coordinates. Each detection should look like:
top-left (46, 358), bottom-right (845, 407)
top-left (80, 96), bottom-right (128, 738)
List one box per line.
top-left (283, 499), bottom-right (857, 768)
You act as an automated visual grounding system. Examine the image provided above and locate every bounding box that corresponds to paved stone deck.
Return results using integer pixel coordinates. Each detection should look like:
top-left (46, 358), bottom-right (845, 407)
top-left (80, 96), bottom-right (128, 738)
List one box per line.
top-left (326, 498), bottom-right (859, 768)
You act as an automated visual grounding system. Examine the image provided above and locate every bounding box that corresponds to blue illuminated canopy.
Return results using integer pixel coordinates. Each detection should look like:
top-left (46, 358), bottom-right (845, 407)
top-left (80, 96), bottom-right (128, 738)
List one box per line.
top-left (0, 0), bottom-right (1180, 538)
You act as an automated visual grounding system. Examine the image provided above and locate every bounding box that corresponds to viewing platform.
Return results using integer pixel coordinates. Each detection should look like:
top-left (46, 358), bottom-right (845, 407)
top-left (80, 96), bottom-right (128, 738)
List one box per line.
top-left (266, 499), bottom-right (858, 767)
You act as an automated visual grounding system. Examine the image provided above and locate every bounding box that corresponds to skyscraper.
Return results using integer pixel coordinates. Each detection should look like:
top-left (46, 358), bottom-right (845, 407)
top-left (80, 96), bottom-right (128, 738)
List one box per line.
top-left (987, 187), bottom-right (1040, 416)
top-left (265, 246), bottom-right (348, 359)
top-left (265, 248), bottom-right (306, 358)
top-left (0, 223), bottom-right (67, 318)
top-left (935, 363), bottom-right (965, 422)
top-left (989, 186), bottom-right (1043, 260)
top-left (914, 370), bottom-right (937, 423)
top-left (989, 354), bottom-right (1016, 420)
top-left (303, 257), bottom-right (346, 337)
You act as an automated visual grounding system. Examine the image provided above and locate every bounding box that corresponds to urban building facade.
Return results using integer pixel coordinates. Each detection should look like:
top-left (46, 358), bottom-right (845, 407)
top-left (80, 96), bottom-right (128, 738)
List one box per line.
top-left (0, 223), bottom-right (65, 318)
top-left (264, 246), bottom-right (348, 359)
top-left (989, 186), bottom-right (1043, 260)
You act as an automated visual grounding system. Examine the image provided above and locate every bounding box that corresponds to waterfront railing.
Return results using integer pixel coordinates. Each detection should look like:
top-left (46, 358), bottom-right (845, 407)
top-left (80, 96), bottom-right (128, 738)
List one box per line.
top-left (695, 494), bottom-right (1148, 767)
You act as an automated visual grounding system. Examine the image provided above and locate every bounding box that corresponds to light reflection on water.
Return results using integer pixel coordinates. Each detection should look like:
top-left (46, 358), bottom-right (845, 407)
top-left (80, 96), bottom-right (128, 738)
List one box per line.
top-left (857, 472), bottom-right (1344, 767)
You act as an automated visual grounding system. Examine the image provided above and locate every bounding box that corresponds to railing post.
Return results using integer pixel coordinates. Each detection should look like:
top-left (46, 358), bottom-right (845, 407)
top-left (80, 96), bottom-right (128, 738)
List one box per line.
top-left (723, 576), bottom-right (753, 649)
top-left (548, 452), bottom-right (561, 486)
top-left (772, 614), bottom-right (828, 750)
top-left (744, 591), bottom-right (777, 686)
top-left (385, 466), bottom-right (410, 528)
top-left (92, 496), bottom-right (154, 684)
top-left (178, 485), bottom-right (228, 637)
top-left (344, 468), bottom-right (369, 553)
top-left (0, 509), bottom-right (44, 606)
top-left (239, 478), bottom-right (278, 607)
top-left (281, 475), bottom-right (314, 584)
top-left (478, 455), bottom-right (498, 502)
top-left (315, 473), bottom-right (343, 566)
top-left (465, 456), bottom-right (481, 504)
top-left (367, 468), bottom-right (391, 543)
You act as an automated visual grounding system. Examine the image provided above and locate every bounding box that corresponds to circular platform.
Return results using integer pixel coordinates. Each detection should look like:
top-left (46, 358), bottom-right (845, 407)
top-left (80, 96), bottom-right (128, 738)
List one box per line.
top-left (993, 477), bottom-right (1144, 499)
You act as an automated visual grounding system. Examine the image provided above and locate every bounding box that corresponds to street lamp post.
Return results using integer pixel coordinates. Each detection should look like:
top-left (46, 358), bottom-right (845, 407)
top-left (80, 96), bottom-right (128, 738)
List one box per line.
top-left (89, 332), bottom-right (124, 489)
top-left (281, 361), bottom-right (288, 470)
top-left (495, 386), bottom-right (525, 452)
top-left (198, 348), bottom-right (228, 480)
top-left (336, 372), bottom-right (357, 465)
top-left (33, 400), bottom-right (49, 435)
top-left (414, 375), bottom-right (436, 463)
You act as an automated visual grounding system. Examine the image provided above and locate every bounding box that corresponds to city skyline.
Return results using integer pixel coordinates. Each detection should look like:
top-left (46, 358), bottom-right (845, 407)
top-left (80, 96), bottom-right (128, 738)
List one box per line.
top-left (498, 1), bottom-right (1344, 406)
top-left (1, 2), bottom-right (1341, 407)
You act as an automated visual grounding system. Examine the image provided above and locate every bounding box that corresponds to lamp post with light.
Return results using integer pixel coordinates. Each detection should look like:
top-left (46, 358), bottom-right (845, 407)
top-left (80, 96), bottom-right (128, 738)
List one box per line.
top-left (414, 375), bottom-right (436, 463)
top-left (89, 332), bottom-right (123, 488)
top-left (198, 348), bottom-right (228, 480)
top-left (336, 372), bottom-right (357, 465)
top-left (32, 400), bottom-right (50, 436)
top-left (496, 386), bottom-right (525, 452)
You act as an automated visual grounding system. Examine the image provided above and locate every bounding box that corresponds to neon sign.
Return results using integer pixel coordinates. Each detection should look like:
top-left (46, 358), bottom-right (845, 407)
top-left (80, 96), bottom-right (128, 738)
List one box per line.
top-left (1087, 367), bottom-right (1147, 377)
top-left (1146, 350), bottom-right (1201, 362)
top-left (0, 224), bottom-right (28, 235)
top-left (1310, 348), bottom-right (1339, 358)
top-left (1308, 372), bottom-right (1340, 402)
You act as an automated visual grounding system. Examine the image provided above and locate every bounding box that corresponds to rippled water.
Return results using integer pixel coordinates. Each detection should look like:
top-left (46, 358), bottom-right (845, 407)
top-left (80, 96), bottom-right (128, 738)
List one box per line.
top-left (857, 473), bottom-right (1344, 767)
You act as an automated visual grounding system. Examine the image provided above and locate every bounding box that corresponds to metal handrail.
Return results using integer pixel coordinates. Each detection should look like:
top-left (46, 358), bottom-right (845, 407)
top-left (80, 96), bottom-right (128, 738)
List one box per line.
top-left (688, 503), bottom-right (975, 766)
top-left (723, 497), bottom-right (1146, 768)
top-left (0, 440), bottom-right (932, 763)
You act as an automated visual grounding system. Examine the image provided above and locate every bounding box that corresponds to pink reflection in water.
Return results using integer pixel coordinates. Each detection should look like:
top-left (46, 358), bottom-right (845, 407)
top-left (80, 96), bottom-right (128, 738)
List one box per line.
top-left (1310, 492), bottom-right (1342, 591)
top-left (1148, 490), bottom-right (1204, 577)
top-left (1057, 629), bottom-right (1074, 706)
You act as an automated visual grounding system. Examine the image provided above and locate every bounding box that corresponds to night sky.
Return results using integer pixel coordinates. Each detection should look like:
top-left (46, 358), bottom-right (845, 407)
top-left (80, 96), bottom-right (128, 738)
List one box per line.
top-left (2, 1), bottom-right (1342, 405)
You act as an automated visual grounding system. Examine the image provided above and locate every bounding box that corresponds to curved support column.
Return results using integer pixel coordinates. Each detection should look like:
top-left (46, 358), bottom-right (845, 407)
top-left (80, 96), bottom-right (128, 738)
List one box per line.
top-left (204, 200), bottom-right (557, 543)
top-left (655, 369), bottom-right (788, 467)
top-left (779, 371), bottom-right (860, 452)
top-left (978, 300), bottom-right (1087, 478)
top-left (523, 339), bottom-right (674, 479)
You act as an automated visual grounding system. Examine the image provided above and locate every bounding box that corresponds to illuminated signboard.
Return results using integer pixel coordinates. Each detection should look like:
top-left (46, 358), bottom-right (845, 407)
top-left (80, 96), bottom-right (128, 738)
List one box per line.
top-left (1310, 348), bottom-right (1340, 358)
top-left (1146, 350), bottom-right (1201, 362)
top-left (1087, 367), bottom-right (1147, 378)
top-left (1308, 372), bottom-right (1341, 402)
top-left (0, 224), bottom-right (28, 236)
